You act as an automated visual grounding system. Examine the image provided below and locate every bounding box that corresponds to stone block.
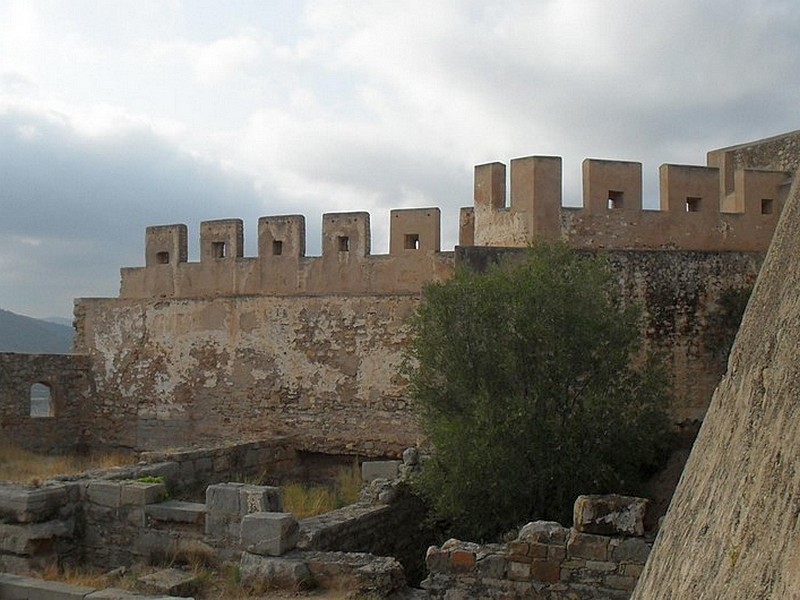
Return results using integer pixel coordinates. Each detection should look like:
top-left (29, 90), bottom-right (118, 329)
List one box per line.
top-left (507, 540), bottom-right (530, 559)
top-left (0, 519), bottom-right (74, 555)
top-left (204, 514), bottom-right (239, 540)
top-left (548, 544), bottom-right (566, 561)
top-left (507, 560), bottom-right (531, 581)
top-left (567, 530), bottom-right (609, 561)
top-left (239, 485), bottom-right (282, 514)
top-left (475, 554), bottom-right (506, 579)
top-left (3, 577), bottom-right (96, 599)
top-left (573, 494), bottom-right (649, 537)
top-left (402, 447), bottom-right (420, 465)
top-left (87, 481), bottom-right (123, 508)
top-left (517, 520), bottom-right (569, 544)
top-left (449, 550), bottom-right (476, 573)
top-left (611, 536), bottom-right (651, 563)
top-left (0, 573), bottom-right (32, 600)
top-left (145, 500), bottom-right (206, 525)
top-left (120, 482), bottom-right (166, 507)
top-left (586, 560), bottom-right (618, 572)
top-left (240, 552), bottom-right (312, 589)
top-left (205, 483), bottom-right (242, 514)
top-left (425, 546), bottom-right (448, 573)
top-left (138, 568), bottom-right (200, 597)
top-left (240, 512), bottom-right (299, 556)
top-left (361, 460), bottom-right (402, 482)
top-left (530, 559), bottom-right (560, 583)
top-left (605, 573), bottom-right (638, 590)
top-left (0, 485), bottom-right (69, 523)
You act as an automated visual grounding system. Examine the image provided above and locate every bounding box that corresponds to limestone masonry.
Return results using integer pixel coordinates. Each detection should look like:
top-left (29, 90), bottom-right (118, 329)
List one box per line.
top-left (631, 147), bottom-right (800, 598)
top-left (1, 130), bottom-right (799, 457)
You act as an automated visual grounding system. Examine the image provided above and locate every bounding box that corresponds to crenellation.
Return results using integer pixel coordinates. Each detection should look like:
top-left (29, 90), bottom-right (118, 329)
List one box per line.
top-left (582, 158), bottom-right (643, 214)
top-left (321, 211), bottom-right (371, 259)
top-left (145, 224), bottom-right (187, 267)
top-left (258, 215), bottom-right (306, 259)
top-left (658, 164), bottom-right (720, 213)
top-left (199, 218), bottom-right (244, 262)
top-left (389, 208), bottom-right (441, 254)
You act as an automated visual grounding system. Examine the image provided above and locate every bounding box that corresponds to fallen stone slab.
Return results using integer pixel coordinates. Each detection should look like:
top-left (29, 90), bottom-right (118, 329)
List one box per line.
top-left (137, 568), bottom-right (200, 597)
top-left (0, 572), bottom-right (95, 599)
top-left (239, 552), bottom-right (313, 589)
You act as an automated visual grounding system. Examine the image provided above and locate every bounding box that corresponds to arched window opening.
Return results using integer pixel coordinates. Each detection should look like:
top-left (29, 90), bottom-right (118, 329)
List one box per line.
top-left (30, 382), bottom-right (54, 417)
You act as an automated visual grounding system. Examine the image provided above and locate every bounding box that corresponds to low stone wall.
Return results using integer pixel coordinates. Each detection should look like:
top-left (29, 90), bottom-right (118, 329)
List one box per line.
top-left (0, 572), bottom-right (186, 600)
top-left (0, 352), bottom-right (93, 453)
top-left (422, 496), bottom-right (653, 599)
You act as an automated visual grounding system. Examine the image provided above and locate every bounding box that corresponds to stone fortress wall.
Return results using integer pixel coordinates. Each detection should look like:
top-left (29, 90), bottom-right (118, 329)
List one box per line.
top-left (3, 130), bottom-right (798, 457)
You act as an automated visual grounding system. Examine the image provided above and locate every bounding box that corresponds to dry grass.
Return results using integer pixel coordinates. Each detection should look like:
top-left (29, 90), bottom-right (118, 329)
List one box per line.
top-left (282, 460), bottom-right (363, 518)
top-left (0, 441), bottom-right (135, 484)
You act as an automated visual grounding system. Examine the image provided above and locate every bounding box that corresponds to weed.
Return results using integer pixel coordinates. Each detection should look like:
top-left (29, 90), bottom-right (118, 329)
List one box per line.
top-left (0, 441), bottom-right (135, 484)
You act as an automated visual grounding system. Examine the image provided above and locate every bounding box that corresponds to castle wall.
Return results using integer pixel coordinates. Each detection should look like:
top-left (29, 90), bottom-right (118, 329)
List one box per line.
top-left (74, 248), bottom-right (761, 454)
top-left (631, 151), bottom-right (800, 600)
top-left (74, 294), bottom-right (422, 455)
top-left (0, 353), bottom-right (93, 453)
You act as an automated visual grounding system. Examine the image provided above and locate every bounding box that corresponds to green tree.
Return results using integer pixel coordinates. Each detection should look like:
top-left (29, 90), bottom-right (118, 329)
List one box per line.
top-left (408, 242), bottom-right (672, 540)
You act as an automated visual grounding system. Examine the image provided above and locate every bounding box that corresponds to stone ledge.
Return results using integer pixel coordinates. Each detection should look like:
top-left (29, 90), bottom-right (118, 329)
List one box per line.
top-left (145, 501), bottom-right (205, 525)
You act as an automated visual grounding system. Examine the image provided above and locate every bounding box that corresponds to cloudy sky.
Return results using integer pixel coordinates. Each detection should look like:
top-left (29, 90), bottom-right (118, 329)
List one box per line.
top-left (1, 0), bottom-right (798, 319)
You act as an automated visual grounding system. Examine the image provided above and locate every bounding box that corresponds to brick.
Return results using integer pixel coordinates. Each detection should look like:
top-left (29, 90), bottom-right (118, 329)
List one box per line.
top-left (507, 540), bottom-right (530, 559)
top-left (622, 563), bottom-right (645, 577)
top-left (425, 546), bottom-right (448, 573)
top-left (605, 574), bottom-right (638, 590)
top-left (507, 560), bottom-right (531, 581)
top-left (449, 550), bottom-right (476, 573)
top-left (567, 529), bottom-right (609, 561)
top-left (547, 544), bottom-right (566, 561)
top-left (612, 536), bottom-right (651, 563)
top-left (586, 560), bottom-right (617, 573)
top-left (530, 559), bottom-right (560, 583)
top-left (529, 542), bottom-right (548, 559)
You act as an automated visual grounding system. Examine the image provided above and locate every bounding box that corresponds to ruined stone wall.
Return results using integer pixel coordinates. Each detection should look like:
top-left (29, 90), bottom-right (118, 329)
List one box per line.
top-left (74, 294), bottom-right (420, 455)
top-left (631, 156), bottom-right (800, 599)
top-left (0, 353), bottom-right (93, 453)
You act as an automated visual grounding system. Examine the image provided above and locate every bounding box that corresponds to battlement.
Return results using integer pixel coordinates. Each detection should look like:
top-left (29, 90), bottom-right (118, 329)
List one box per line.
top-left (121, 208), bottom-right (451, 299)
top-left (121, 132), bottom-right (797, 300)
top-left (465, 153), bottom-right (790, 250)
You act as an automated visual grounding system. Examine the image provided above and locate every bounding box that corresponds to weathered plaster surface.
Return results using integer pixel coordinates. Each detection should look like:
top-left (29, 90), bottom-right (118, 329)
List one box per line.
top-left (75, 295), bottom-right (420, 455)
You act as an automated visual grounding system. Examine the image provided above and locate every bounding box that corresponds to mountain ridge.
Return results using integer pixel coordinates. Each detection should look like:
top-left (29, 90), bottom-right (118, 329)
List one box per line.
top-left (0, 308), bottom-right (74, 353)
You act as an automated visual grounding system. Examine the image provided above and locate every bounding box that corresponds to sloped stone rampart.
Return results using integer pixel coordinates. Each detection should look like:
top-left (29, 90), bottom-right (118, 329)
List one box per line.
top-left (631, 169), bottom-right (800, 597)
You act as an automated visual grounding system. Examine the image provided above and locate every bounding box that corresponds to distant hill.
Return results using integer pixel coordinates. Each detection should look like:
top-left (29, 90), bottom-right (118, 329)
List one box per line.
top-left (0, 308), bottom-right (74, 353)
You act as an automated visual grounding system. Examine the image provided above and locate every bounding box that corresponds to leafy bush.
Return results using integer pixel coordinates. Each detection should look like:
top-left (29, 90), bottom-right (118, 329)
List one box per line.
top-left (407, 243), bottom-right (672, 540)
